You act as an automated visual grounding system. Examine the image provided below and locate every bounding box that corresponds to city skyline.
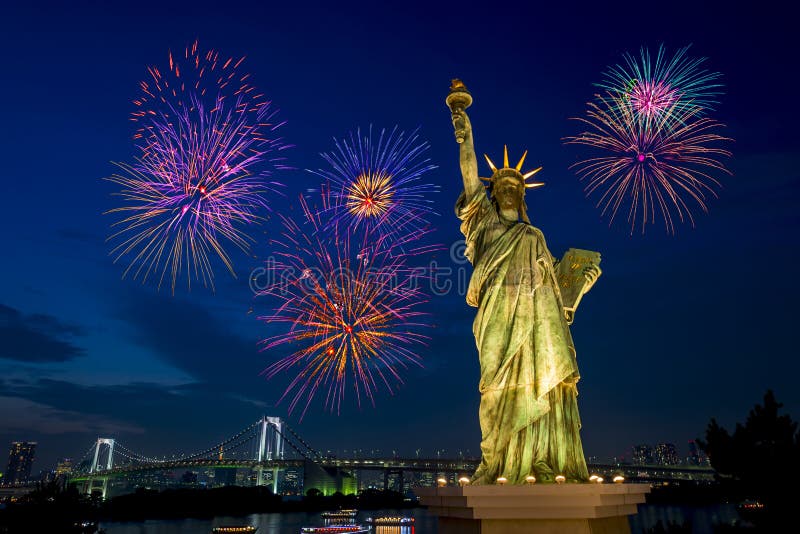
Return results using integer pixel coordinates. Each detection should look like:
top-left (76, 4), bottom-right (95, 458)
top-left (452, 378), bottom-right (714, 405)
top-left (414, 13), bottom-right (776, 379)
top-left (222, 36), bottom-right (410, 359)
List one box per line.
top-left (1, 0), bottom-right (799, 476)
top-left (0, 426), bottom-right (719, 482)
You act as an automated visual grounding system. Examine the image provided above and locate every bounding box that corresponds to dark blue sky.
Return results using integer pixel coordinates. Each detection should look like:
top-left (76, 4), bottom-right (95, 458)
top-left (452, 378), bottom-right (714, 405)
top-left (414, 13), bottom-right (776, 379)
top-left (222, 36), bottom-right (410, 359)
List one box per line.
top-left (1, 0), bottom-right (798, 471)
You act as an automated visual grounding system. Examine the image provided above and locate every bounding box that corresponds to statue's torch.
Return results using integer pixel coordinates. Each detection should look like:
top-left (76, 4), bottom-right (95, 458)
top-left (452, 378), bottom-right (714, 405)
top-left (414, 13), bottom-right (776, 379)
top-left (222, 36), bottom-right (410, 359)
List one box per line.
top-left (446, 79), bottom-right (473, 144)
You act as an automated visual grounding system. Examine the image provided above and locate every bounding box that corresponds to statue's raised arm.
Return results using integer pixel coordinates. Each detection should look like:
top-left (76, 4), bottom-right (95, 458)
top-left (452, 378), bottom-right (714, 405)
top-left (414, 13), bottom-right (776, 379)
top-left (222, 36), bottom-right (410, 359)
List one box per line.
top-left (446, 80), bottom-right (481, 198)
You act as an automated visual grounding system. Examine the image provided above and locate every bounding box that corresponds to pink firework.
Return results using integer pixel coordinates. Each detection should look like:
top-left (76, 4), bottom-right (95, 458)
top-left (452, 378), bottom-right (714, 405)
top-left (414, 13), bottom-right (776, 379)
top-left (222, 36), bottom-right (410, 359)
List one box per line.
top-left (627, 79), bottom-right (680, 120)
top-left (257, 193), bottom-right (432, 419)
top-left (565, 93), bottom-right (732, 234)
top-left (599, 44), bottom-right (723, 122)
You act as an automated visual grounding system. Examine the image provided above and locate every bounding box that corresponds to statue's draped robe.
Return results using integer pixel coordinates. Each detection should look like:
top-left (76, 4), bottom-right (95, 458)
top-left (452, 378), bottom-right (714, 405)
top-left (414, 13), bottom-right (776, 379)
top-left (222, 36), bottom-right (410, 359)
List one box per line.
top-left (457, 188), bottom-right (589, 484)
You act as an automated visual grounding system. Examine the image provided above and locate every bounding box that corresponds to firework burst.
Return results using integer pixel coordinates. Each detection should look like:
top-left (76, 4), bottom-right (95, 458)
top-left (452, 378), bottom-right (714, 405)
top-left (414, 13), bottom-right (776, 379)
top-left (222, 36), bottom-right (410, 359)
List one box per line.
top-left (310, 126), bottom-right (438, 236)
top-left (598, 44), bottom-right (723, 122)
top-left (107, 41), bottom-right (289, 293)
top-left (565, 93), bottom-right (732, 234)
top-left (257, 194), bottom-right (431, 419)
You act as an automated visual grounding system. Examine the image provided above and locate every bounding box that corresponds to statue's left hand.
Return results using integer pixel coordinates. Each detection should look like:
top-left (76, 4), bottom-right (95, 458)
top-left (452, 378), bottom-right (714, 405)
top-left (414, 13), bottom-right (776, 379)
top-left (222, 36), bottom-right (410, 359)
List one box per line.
top-left (582, 265), bottom-right (601, 290)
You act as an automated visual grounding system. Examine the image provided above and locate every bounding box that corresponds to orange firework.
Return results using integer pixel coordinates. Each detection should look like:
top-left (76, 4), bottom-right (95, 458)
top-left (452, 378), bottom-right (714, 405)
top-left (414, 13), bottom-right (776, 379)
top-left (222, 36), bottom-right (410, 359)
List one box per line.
top-left (257, 193), bottom-right (432, 419)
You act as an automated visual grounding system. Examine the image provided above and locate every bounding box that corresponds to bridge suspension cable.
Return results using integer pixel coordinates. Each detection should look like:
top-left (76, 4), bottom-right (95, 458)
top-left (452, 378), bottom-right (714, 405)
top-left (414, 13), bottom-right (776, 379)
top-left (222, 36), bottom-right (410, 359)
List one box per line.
top-left (170, 420), bottom-right (261, 462)
top-left (281, 422), bottom-right (324, 461)
top-left (268, 422), bottom-right (321, 462)
top-left (77, 442), bottom-right (98, 464)
top-left (113, 441), bottom-right (164, 464)
top-left (217, 429), bottom-right (260, 459)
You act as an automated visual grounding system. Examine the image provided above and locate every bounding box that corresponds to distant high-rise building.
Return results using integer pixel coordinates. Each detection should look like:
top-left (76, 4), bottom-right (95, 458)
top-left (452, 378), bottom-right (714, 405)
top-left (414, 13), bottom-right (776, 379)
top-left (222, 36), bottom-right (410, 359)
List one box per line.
top-left (281, 468), bottom-right (301, 495)
top-left (55, 458), bottom-right (73, 478)
top-left (215, 467), bottom-right (237, 486)
top-left (632, 444), bottom-right (653, 465)
top-left (654, 443), bottom-right (680, 466)
top-left (180, 471), bottom-right (198, 485)
top-left (5, 442), bottom-right (37, 485)
top-left (687, 440), bottom-right (700, 465)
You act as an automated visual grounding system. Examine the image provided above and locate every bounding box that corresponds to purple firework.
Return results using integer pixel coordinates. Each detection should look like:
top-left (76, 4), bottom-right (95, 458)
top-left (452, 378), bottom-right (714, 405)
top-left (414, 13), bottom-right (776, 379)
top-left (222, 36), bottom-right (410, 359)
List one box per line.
top-left (107, 41), bottom-right (289, 293)
top-left (565, 92), bottom-right (732, 234)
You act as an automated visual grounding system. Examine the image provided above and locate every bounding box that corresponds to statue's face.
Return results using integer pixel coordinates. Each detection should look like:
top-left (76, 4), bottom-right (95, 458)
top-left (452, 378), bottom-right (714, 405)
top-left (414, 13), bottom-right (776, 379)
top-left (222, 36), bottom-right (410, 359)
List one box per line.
top-left (493, 178), bottom-right (523, 212)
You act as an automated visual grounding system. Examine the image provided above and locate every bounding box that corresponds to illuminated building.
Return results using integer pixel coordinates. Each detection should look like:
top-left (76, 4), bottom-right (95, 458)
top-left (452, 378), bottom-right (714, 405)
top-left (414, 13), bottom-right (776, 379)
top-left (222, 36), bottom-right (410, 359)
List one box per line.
top-left (654, 443), bottom-right (680, 466)
top-left (280, 467), bottom-right (301, 495)
top-left (4, 442), bottom-right (37, 485)
top-left (687, 440), bottom-right (707, 465)
top-left (631, 445), bottom-right (653, 465)
top-left (55, 458), bottom-right (73, 478)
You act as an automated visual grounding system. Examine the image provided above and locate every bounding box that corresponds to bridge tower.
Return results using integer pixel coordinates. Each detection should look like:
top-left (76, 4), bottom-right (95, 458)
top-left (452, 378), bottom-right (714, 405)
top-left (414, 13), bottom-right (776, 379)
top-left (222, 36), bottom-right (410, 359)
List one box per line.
top-left (256, 416), bottom-right (284, 493)
top-left (87, 438), bottom-right (115, 499)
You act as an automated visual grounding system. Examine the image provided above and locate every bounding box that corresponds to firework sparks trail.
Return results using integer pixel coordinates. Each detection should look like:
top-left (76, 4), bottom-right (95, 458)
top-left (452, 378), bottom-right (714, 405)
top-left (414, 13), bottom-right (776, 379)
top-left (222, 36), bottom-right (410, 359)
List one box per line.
top-left (597, 44), bottom-right (723, 122)
top-left (257, 193), bottom-right (434, 419)
top-left (565, 93), bottom-right (732, 234)
top-left (107, 41), bottom-right (289, 293)
top-left (310, 126), bottom-right (438, 236)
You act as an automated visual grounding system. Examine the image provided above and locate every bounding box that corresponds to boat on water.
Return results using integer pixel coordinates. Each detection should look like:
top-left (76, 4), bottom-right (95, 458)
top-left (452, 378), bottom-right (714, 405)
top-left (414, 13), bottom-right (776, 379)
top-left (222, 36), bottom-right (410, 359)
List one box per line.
top-left (737, 499), bottom-right (766, 523)
top-left (365, 516), bottom-right (415, 526)
top-left (211, 527), bottom-right (257, 533)
top-left (320, 509), bottom-right (358, 519)
top-left (300, 526), bottom-right (368, 534)
top-left (737, 499), bottom-right (765, 511)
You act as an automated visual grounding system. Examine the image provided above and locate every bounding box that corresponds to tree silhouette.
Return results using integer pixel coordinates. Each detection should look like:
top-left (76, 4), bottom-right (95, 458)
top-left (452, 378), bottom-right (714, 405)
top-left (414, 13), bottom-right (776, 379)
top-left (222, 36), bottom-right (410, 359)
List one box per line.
top-left (698, 390), bottom-right (800, 526)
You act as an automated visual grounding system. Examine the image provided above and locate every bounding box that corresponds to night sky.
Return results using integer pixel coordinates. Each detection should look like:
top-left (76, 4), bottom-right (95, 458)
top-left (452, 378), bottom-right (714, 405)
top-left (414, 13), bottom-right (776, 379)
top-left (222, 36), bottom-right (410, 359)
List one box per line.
top-left (2, 1), bottom-right (799, 472)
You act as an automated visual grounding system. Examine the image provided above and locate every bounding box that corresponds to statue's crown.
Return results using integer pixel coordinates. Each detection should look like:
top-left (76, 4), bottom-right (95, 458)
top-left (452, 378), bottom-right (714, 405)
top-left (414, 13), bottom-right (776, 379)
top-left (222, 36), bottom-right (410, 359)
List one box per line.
top-left (481, 146), bottom-right (545, 190)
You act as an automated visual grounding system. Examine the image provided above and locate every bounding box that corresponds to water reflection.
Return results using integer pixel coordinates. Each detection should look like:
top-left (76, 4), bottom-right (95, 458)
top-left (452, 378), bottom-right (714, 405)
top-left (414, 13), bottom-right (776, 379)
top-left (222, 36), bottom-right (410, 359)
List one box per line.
top-left (630, 504), bottom-right (741, 533)
top-left (374, 527), bottom-right (415, 534)
top-left (100, 504), bottom-right (742, 534)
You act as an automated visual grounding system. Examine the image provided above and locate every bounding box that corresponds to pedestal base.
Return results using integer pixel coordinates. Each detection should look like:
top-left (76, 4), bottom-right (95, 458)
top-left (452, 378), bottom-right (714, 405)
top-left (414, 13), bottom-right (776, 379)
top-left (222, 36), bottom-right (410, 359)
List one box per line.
top-left (415, 483), bottom-right (650, 534)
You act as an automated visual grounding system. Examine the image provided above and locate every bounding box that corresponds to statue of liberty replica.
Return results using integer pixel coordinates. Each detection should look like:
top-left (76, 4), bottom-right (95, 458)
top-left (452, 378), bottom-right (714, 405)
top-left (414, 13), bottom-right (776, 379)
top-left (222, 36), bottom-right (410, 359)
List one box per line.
top-left (447, 80), bottom-right (602, 485)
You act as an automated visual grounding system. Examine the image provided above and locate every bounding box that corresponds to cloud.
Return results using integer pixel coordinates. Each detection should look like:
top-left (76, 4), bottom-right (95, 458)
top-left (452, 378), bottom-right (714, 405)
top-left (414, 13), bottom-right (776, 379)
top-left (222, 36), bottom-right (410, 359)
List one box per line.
top-left (0, 378), bottom-right (273, 462)
top-left (0, 303), bottom-right (86, 362)
top-left (0, 396), bottom-right (143, 435)
top-left (117, 293), bottom-right (264, 388)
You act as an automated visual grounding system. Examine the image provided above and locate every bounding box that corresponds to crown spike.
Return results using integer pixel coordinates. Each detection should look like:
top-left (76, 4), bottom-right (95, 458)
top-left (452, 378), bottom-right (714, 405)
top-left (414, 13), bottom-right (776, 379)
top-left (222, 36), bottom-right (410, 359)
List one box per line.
top-left (516, 150), bottom-right (528, 171)
top-left (484, 154), bottom-right (498, 173)
top-left (525, 182), bottom-right (545, 189)
top-left (503, 145), bottom-right (509, 168)
top-left (523, 166), bottom-right (543, 179)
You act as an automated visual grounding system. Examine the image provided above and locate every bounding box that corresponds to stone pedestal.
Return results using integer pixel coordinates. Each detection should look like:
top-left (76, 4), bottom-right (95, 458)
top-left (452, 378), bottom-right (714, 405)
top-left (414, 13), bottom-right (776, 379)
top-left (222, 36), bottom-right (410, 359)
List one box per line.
top-left (415, 483), bottom-right (650, 534)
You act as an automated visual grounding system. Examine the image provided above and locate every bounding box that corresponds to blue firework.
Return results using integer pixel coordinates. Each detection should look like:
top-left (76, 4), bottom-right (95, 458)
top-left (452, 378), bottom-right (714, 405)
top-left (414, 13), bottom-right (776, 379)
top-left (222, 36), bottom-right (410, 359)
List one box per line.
top-left (309, 126), bottom-right (438, 236)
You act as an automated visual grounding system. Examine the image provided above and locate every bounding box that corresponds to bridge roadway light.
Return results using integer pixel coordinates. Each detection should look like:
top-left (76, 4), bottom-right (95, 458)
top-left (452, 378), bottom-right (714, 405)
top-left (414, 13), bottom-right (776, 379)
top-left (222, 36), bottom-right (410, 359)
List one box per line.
top-left (458, 477), bottom-right (470, 487)
top-left (437, 478), bottom-right (447, 487)
top-left (613, 475), bottom-right (625, 484)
